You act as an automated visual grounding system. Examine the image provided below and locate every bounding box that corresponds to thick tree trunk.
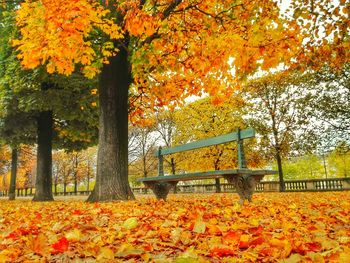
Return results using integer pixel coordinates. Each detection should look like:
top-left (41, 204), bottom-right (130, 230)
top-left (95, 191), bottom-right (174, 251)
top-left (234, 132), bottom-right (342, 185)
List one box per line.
top-left (276, 152), bottom-right (285, 192)
top-left (87, 41), bottom-right (134, 202)
top-left (33, 110), bottom-right (54, 201)
top-left (9, 147), bottom-right (18, 200)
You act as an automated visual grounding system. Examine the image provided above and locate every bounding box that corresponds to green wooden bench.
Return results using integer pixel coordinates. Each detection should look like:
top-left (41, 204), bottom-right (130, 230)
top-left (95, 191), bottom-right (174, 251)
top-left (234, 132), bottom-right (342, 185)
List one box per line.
top-left (138, 128), bottom-right (277, 203)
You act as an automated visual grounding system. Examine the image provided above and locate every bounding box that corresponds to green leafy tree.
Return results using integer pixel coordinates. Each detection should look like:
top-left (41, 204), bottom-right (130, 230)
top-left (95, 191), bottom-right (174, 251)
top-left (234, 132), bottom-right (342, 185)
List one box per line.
top-left (128, 125), bottom-right (159, 178)
top-left (0, 5), bottom-right (99, 201)
top-left (328, 142), bottom-right (350, 178)
top-left (310, 66), bottom-right (350, 149)
top-left (245, 72), bottom-right (316, 191)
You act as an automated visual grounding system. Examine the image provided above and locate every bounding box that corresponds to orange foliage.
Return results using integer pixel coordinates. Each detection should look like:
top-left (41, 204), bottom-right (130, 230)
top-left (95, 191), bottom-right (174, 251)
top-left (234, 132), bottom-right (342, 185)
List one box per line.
top-left (14, 0), bottom-right (302, 114)
top-left (0, 192), bottom-right (349, 261)
top-left (13, 0), bottom-right (122, 77)
top-left (13, 0), bottom-right (349, 119)
top-left (288, 0), bottom-right (350, 71)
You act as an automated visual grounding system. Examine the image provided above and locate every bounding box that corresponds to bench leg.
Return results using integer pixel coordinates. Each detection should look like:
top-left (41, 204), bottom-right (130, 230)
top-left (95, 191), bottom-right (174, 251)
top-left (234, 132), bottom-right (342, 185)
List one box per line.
top-left (145, 182), bottom-right (178, 201)
top-left (225, 175), bottom-right (264, 205)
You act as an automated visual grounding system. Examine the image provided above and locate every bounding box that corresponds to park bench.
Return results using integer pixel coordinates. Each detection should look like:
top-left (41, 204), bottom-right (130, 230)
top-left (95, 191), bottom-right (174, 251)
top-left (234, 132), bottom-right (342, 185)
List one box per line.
top-left (138, 128), bottom-right (278, 203)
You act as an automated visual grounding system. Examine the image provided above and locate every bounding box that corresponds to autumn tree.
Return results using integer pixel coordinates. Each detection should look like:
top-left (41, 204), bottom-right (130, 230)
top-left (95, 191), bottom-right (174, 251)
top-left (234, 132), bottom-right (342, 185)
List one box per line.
top-left (0, 3), bottom-right (36, 200)
top-left (244, 72), bottom-right (317, 191)
top-left (328, 142), bottom-right (350, 178)
top-left (286, 0), bottom-right (349, 71)
top-left (0, 145), bottom-right (11, 191)
top-left (1, 1), bottom-right (100, 201)
top-left (52, 151), bottom-right (72, 195)
top-left (309, 66), bottom-right (350, 148)
top-left (173, 96), bottom-right (266, 192)
top-left (14, 145), bottom-right (36, 190)
top-left (79, 147), bottom-right (97, 192)
top-left (13, 0), bottom-right (349, 201)
top-left (155, 110), bottom-right (178, 175)
top-left (128, 125), bottom-right (159, 179)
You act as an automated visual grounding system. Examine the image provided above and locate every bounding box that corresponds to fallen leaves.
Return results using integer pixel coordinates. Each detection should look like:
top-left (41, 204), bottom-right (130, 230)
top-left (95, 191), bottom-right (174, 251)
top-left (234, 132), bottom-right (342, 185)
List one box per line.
top-left (52, 237), bottom-right (69, 254)
top-left (0, 192), bottom-right (349, 262)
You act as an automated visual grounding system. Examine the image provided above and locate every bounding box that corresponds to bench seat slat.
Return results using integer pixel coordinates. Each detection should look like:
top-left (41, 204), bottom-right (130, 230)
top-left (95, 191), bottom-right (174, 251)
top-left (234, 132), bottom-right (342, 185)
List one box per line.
top-left (138, 169), bottom-right (278, 183)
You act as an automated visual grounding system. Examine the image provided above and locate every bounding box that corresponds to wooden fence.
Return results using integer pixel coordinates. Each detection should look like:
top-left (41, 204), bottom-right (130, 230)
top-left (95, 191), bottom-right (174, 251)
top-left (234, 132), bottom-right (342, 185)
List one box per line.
top-left (1, 177), bottom-right (349, 197)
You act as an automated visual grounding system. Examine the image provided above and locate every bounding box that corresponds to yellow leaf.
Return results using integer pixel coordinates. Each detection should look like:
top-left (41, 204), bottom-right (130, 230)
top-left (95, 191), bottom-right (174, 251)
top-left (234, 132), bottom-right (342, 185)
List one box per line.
top-left (28, 233), bottom-right (49, 256)
top-left (193, 218), bottom-right (206, 234)
top-left (280, 253), bottom-right (303, 263)
top-left (123, 217), bottom-right (138, 229)
top-left (97, 247), bottom-right (115, 260)
top-left (65, 229), bottom-right (81, 242)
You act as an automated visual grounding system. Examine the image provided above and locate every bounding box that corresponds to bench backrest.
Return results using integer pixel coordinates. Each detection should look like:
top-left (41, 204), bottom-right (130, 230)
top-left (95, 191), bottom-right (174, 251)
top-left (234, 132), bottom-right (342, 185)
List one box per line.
top-left (156, 128), bottom-right (256, 176)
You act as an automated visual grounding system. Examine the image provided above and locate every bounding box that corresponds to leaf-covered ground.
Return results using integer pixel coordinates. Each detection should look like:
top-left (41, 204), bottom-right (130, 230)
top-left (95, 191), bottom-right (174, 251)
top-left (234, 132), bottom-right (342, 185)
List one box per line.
top-left (0, 192), bottom-right (349, 262)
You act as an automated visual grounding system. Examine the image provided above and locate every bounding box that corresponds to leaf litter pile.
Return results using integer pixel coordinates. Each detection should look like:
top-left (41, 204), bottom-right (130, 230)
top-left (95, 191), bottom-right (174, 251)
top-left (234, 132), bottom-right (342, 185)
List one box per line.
top-left (0, 192), bottom-right (349, 262)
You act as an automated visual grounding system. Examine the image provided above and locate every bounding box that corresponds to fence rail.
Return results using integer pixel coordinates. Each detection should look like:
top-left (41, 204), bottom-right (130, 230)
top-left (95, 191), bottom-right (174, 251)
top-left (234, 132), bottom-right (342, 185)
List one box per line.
top-left (1, 177), bottom-right (349, 197)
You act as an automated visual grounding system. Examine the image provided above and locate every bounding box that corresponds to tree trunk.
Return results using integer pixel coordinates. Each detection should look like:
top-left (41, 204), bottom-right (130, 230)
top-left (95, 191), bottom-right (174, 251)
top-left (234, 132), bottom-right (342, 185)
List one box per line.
top-left (64, 182), bottom-right (67, 195)
top-left (276, 152), bottom-right (285, 192)
top-left (33, 110), bottom-right (54, 201)
top-left (74, 178), bottom-right (78, 194)
top-left (214, 161), bottom-right (221, 193)
top-left (171, 158), bottom-right (177, 193)
top-left (86, 161), bottom-right (90, 191)
top-left (73, 154), bottom-right (78, 194)
top-left (8, 147), bottom-right (18, 200)
top-left (171, 158), bottom-right (176, 175)
top-left (87, 40), bottom-right (134, 202)
top-left (215, 178), bottom-right (221, 193)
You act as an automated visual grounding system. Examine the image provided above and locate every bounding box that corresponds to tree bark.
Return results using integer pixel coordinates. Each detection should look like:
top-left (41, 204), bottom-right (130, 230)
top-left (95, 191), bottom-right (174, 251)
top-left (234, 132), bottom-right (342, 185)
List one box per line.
top-left (215, 178), bottom-right (221, 193)
top-left (276, 152), bottom-right (285, 192)
top-left (73, 154), bottom-right (78, 194)
top-left (33, 110), bottom-right (54, 201)
top-left (171, 158), bottom-right (177, 194)
top-left (8, 147), bottom-right (18, 200)
top-left (86, 161), bottom-right (90, 191)
top-left (87, 40), bottom-right (134, 202)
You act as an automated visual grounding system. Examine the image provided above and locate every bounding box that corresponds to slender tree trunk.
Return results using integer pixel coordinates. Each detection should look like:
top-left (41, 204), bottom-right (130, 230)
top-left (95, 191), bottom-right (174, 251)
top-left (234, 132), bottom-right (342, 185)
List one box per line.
top-left (33, 109), bottom-right (54, 201)
top-left (322, 153), bottom-right (328, 178)
top-left (9, 147), bottom-right (18, 200)
top-left (87, 39), bottom-right (134, 202)
top-left (143, 155), bottom-right (147, 178)
top-left (276, 152), bottom-right (285, 192)
top-left (54, 183), bottom-right (57, 195)
top-left (73, 154), bottom-right (78, 194)
top-left (74, 178), bottom-right (78, 194)
top-left (215, 178), bottom-right (221, 193)
top-left (64, 182), bottom-right (67, 195)
top-left (86, 161), bottom-right (90, 191)
top-left (171, 158), bottom-right (177, 193)
top-left (214, 161), bottom-right (221, 193)
top-left (171, 158), bottom-right (176, 175)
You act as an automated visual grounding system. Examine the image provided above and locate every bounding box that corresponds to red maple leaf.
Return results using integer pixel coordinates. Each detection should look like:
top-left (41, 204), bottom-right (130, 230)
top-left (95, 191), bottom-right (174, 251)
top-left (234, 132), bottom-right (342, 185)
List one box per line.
top-left (52, 237), bottom-right (69, 253)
